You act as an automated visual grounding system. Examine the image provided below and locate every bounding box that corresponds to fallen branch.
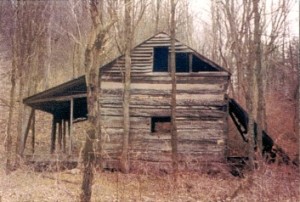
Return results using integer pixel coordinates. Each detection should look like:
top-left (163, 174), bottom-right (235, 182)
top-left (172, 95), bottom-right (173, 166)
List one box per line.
top-left (40, 174), bottom-right (80, 185)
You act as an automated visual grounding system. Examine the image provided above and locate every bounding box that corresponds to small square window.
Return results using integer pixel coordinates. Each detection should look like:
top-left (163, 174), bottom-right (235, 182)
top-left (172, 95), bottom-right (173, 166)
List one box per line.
top-left (151, 116), bottom-right (171, 133)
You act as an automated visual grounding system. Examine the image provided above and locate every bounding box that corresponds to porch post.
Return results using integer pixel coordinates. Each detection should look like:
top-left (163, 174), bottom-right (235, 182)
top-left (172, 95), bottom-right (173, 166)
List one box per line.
top-left (58, 120), bottom-right (63, 152)
top-left (69, 98), bottom-right (74, 155)
top-left (31, 110), bottom-right (35, 154)
top-left (18, 108), bottom-right (34, 157)
top-left (63, 119), bottom-right (66, 153)
top-left (50, 116), bottom-right (57, 154)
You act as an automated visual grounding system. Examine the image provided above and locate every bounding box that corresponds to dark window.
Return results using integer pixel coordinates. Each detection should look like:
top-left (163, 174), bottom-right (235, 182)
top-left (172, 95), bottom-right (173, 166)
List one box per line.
top-left (192, 55), bottom-right (218, 72)
top-left (153, 47), bottom-right (169, 72)
top-left (151, 116), bottom-right (171, 133)
top-left (176, 53), bottom-right (189, 72)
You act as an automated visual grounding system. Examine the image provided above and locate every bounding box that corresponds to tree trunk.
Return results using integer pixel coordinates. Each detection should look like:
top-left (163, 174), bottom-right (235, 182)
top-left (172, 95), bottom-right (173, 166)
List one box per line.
top-left (120, 0), bottom-right (132, 173)
top-left (170, 0), bottom-right (178, 173)
top-left (253, 0), bottom-right (264, 155)
top-left (155, 0), bottom-right (160, 33)
top-left (5, 22), bottom-right (18, 173)
top-left (80, 0), bottom-right (115, 201)
top-left (245, 64), bottom-right (256, 171)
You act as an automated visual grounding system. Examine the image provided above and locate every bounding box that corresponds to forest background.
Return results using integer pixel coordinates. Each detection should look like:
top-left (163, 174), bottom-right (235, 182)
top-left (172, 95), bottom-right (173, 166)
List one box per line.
top-left (0, 0), bottom-right (299, 201)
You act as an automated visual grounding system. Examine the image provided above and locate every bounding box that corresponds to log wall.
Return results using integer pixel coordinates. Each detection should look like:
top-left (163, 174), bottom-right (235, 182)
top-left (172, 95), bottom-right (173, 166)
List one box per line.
top-left (99, 33), bottom-right (230, 171)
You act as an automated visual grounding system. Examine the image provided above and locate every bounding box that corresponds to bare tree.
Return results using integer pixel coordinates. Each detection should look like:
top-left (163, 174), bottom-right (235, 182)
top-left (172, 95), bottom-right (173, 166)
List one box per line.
top-left (154, 0), bottom-right (161, 33)
top-left (120, 0), bottom-right (132, 173)
top-left (170, 0), bottom-right (178, 173)
top-left (253, 0), bottom-right (264, 156)
top-left (16, 1), bottom-right (51, 159)
top-left (80, 1), bottom-right (115, 201)
top-left (5, 0), bottom-right (17, 174)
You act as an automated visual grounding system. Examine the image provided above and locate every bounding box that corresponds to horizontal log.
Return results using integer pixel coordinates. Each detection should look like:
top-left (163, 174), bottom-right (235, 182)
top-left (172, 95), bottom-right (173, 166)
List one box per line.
top-left (101, 82), bottom-right (226, 91)
top-left (128, 151), bottom-right (224, 163)
top-left (177, 152), bottom-right (224, 162)
top-left (132, 132), bottom-right (171, 141)
top-left (100, 151), bottom-right (224, 165)
top-left (101, 107), bottom-right (226, 118)
top-left (100, 84), bottom-right (226, 96)
top-left (101, 107), bottom-right (170, 117)
top-left (129, 151), bottom-right (172, 162)
top-left (100, 88), bottom-right (226, 107)
top-left (101, 116), bottom-right (150, 129)
top-left (101, 74), bottom-right (229, 84)
top-left (131, 139), bottom-right (172, 151)
top-left (132, 130), bottom-right (224, 142)
top-left (176, 119), bottom-right (225, 130)
top-left (178, 141), bottom-right (224, 153)
top-left (177, 129), bottom-right (225, 140)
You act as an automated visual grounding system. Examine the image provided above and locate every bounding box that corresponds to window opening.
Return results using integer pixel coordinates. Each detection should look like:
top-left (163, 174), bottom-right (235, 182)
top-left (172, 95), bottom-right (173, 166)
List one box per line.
top-left (176, 53), bottom-right (189, 72)
top-left (151, 116), bottom-right (171, 133)
top-left (192, 55), bottom-right (218, 72)
top-left (153, 47), bottom-right (169, 72)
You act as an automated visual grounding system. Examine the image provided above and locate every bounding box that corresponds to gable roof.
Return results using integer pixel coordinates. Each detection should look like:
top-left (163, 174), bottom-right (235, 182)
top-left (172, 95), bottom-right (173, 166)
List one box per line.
top-left (101, 32), bottom-right (229, 73)
top-left (24, 32), bottom-right (230, 115)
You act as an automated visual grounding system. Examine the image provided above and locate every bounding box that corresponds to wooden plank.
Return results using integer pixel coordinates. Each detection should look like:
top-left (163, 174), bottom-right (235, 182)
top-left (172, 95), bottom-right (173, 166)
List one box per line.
top-left (131, 139), bottom-right (172, 151)
top-left (177, 129), bottom-right (225, 140)
top-left (176, 94), bottom-right (225, 106)
top-left (26, 93), bottom-right (86, 104)
top-left (177, 141), bottom-right (224, 153)
top-left (129, 151), bottom-right (172, 162)
top-left (130, 95), bottom-right (171, 106)
top-left (101, 107), bottom-right (170, 117)
top-left (101, 84), bottom-right (225, 96)
top-left (177, 152), bottom-right (225, 166)
top-left (176, 119), bottom-right (224, 130)
top-left (101, 74), bottom-right (229, 84)
top-left (101, 116), bottom-right (150, 129)
top-left (101, 107), bottom-right (226, 118)
top-left (132, 132), bottom-right (171, 141)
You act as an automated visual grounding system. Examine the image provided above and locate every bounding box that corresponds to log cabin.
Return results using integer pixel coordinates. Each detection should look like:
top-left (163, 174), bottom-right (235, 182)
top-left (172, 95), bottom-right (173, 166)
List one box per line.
top-left (23, 32), bottom-right (231, 172)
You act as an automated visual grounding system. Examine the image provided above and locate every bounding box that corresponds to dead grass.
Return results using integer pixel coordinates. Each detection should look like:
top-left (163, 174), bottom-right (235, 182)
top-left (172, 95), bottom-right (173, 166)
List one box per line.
top-left (0, 157), bottom-right (299, 202)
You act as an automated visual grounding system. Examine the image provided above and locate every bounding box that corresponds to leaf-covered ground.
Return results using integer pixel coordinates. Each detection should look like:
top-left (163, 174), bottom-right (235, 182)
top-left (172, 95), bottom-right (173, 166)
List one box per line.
top-left (0, 160), bottom-right (298, 202)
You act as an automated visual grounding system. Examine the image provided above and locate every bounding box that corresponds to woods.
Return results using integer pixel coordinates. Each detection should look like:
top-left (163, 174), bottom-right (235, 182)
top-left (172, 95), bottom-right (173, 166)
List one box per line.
top-left (0, 0), bottom-right (299, 201)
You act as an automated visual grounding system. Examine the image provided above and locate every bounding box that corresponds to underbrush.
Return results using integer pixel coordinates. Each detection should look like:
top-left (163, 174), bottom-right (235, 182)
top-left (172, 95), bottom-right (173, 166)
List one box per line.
top-left (0, 160), bottom-right (298, 202)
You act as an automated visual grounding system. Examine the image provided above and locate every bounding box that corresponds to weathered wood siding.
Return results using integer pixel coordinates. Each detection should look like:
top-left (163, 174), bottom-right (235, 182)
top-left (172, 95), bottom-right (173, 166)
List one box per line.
top-left (99, 33), bottom-right (229, 171)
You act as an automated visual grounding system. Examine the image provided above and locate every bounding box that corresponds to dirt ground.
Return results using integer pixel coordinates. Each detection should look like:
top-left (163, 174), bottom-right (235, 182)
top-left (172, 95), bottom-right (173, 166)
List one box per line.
top-left (0, 156), bottom-right (299, 202)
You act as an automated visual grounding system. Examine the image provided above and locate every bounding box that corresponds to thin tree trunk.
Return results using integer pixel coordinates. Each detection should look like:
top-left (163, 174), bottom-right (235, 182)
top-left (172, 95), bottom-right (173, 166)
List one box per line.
top-left (5, 26), bottom-right (18, 174)
top-left (155, 0), bottom-right (160, 33)
top-left (170, 0), bottom-right (178, 173)
top-left (253, 0), bottom-right (264, 156)
top-left (246, 66), bottom-right (256, 171)
top-left (80, 0), bottom-right (114, 200)
top-left (120, 0), bottom-right (132, 173)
